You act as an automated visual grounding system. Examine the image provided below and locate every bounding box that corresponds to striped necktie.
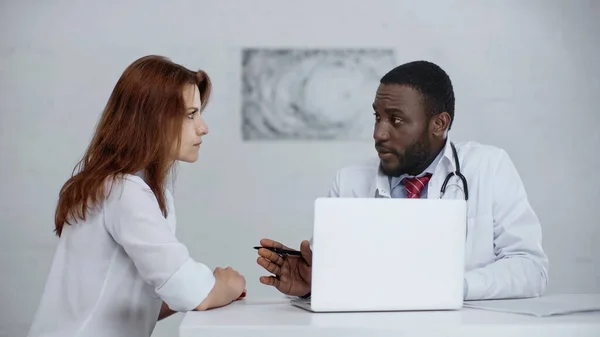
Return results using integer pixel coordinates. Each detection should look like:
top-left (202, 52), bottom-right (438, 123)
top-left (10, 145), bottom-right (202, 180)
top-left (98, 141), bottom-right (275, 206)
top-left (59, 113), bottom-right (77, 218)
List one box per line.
top-left (402, 174), bottom-right (432, 199)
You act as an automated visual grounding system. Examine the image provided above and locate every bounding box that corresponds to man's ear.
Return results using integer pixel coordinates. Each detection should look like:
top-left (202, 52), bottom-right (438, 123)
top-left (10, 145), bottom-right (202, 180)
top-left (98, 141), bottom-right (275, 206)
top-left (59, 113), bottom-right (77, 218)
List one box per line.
top-left (431, 112), bottom-right (451, 136)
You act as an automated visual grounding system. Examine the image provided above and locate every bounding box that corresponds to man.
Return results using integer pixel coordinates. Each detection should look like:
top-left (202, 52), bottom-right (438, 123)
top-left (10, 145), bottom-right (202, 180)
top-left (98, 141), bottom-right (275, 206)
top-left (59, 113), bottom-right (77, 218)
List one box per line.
top-left (256, 60), bottom-right (549, 301)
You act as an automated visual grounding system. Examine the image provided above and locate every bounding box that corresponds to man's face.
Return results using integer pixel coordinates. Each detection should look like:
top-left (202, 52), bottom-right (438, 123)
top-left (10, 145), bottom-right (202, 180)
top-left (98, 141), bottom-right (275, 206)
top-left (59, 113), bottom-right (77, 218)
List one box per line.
top-left (372, 84), bottom-right (433, 177)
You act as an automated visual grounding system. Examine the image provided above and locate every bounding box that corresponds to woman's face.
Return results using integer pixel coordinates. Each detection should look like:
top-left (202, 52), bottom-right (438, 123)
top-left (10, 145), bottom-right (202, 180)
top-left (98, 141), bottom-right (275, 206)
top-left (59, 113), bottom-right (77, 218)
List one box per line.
top-left (176, 83), bottom-right (208, 163)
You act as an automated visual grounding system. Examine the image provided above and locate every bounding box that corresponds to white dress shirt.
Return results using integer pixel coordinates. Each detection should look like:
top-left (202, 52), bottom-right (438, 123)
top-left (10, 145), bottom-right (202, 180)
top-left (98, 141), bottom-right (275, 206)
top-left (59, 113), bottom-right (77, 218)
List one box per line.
top-left (27, 174), bottom-right (215, 337)
top-left (326, 137), bottom-right (549, 300)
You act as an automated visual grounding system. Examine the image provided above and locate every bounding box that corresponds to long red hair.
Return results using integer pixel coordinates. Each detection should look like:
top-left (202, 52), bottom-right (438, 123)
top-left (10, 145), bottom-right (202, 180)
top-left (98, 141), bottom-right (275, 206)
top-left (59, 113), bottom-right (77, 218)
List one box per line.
top-left (54, 55), bottom-right (212, 236)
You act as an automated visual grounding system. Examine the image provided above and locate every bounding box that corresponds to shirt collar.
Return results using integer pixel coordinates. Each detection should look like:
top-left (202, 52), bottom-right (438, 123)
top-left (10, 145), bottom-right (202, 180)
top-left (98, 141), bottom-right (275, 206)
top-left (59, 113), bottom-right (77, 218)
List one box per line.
top-left (375, 135), bottom-right (457, 197)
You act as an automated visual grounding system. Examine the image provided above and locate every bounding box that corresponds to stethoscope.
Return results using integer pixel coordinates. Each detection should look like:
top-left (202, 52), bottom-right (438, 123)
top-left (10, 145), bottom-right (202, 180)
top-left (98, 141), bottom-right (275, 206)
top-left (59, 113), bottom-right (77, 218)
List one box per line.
top-left (438, 142), bottom-right (470, 241)
top-left (439, 142), bottom-right (469, 201)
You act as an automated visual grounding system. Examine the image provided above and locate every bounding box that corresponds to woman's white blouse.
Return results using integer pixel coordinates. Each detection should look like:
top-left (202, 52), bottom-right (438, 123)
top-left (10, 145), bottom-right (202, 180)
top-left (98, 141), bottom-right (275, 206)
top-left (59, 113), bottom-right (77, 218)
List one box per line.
top-left (27, 174), bottom-right (215, 337)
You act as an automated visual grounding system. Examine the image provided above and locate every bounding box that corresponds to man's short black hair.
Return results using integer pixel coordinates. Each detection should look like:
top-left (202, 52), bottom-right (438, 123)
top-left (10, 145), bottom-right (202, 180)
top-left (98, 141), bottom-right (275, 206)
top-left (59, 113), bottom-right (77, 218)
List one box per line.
top-left (380, 60), bottom-right (455, 129)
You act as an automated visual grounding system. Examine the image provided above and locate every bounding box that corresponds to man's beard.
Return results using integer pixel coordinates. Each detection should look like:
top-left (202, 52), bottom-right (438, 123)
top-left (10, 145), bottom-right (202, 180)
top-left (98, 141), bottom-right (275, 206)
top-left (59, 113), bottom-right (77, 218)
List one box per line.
top-left (380, 136), bottom-right (432, 177)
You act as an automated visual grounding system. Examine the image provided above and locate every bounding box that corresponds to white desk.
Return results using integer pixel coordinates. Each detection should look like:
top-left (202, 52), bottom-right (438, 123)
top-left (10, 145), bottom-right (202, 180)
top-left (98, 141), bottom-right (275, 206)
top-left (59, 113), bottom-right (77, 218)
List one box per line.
top-left (179, 297), bottom-right (600, 337)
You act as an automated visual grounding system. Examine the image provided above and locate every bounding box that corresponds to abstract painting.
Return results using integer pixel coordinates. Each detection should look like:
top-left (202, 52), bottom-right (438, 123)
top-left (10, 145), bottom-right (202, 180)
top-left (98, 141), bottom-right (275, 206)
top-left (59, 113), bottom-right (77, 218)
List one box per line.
top-left (241, 48), bottom-right (397, 140)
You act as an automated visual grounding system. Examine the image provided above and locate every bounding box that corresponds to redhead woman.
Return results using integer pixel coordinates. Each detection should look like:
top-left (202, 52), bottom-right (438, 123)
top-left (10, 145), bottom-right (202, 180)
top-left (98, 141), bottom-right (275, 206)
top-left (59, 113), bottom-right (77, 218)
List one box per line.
top-left (27, 55), bottom-right (246, 337)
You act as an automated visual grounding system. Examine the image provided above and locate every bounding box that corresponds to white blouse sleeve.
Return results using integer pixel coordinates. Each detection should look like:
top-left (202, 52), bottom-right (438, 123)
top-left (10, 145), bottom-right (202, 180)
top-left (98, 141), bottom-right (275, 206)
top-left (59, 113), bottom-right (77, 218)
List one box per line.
top-left (103, 177), bottom-right (215, 312)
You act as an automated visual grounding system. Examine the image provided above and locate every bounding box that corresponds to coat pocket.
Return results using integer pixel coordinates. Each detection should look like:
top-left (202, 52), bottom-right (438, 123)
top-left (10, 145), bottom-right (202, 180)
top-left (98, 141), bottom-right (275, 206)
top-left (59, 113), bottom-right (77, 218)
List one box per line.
top-left (464, 213), bottom-right (494, 270)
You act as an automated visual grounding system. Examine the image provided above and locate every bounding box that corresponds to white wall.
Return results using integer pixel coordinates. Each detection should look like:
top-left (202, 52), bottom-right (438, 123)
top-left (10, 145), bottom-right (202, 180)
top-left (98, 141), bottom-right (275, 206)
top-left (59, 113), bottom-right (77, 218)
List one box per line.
top-left (1, 0), bottom-right (599, 336)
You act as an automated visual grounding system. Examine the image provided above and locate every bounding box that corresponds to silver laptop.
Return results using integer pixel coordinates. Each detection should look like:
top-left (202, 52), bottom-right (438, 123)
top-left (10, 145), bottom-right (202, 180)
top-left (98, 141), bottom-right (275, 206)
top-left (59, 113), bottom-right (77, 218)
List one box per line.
top-left (291, 197), bottom-right (467, 312)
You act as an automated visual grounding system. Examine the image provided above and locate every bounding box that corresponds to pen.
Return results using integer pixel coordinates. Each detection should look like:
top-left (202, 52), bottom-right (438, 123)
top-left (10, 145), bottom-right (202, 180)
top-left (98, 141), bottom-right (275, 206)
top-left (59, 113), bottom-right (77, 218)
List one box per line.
top-left (254, 246), bottom-right (302, 256)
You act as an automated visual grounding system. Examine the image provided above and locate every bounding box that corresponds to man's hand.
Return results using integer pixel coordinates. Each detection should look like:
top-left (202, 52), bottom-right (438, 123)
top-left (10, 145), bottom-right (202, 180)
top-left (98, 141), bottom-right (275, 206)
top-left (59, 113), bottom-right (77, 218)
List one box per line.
top-left (256, 238), bottom-right (312, 297)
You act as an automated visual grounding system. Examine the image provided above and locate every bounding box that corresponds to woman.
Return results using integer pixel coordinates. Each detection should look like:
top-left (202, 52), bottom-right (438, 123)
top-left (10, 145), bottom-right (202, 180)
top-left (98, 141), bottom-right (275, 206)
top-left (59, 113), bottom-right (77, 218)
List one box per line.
top-left (27, 55), bottom-right (246, 337)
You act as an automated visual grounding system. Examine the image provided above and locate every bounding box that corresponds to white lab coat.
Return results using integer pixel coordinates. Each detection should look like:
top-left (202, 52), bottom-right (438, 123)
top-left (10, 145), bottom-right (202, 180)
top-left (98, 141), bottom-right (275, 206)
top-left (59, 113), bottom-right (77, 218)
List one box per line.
top-left (325, 138), bottom-right (549, 300)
